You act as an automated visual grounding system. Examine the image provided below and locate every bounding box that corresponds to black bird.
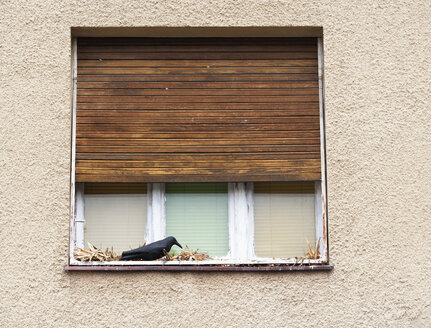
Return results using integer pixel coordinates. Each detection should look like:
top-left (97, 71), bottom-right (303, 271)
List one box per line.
top-left (120, 236), bottom-right (182, 261)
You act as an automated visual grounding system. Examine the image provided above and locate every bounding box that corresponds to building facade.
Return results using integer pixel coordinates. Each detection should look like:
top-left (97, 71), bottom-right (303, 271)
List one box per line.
top-left (0, 1), bottom-right (430, 327)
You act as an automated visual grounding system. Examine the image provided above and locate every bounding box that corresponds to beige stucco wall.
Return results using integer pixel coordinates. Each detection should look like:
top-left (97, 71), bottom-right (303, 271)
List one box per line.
top-left (1, 1), bottom-right (430, 327)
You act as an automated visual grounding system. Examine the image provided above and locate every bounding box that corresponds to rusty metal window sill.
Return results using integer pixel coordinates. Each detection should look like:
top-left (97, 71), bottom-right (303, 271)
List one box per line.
top-left (65, 264), bottom-right (333, 272)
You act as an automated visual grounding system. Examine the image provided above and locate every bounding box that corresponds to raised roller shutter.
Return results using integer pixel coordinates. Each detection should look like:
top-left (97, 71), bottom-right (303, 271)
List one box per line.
top-left (75, 38), bottom-right (321, 182)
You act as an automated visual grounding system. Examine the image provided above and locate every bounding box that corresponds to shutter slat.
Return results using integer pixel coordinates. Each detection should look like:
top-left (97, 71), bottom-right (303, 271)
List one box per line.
top-left (77, 102), bottom-right (318, 110)
top-left (76, 152), bottom-right (321, 161)
top-left (77, 159), bottom-right (321, 168)
top-left (77, 88), bottom-right (319, 96)
top-left (77, 52), bottom-right (318, 60)
top-left (75, 38), bottom-right (321, 182)
top-left (77, 95), bottom-right (319, 103)
top-left (76, 173), bottom-right (321, 183)
top-left (76, 138), bottom-right (320, 146)
top-left (77, 45), bottom-right (317, 53)
top-left (76, 145), bottom-right (320, 153)
top-left (76, 123), bottom-right (320, 132)
top-left (78, 67), bottom-right (318, 75)
top-left (76, 110), bottom-right (319, 117)
top-left (77, 60), bottom-right (318, 68)
top-left (77, 82), bottom-right (318, 89)
top-left (76, 131), bottom-right (320, 139)
top-left (77, 74), bottom-right (318, 82)
top-left (76, 116), bottom-right (320, 124)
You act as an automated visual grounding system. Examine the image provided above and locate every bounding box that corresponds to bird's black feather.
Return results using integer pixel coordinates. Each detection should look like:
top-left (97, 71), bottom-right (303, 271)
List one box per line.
top-left (121, 236), bottom-right (182, 261)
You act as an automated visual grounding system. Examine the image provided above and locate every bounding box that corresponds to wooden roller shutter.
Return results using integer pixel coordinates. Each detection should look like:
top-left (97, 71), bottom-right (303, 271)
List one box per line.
top-left (75, 38), bottom-right (321, 182)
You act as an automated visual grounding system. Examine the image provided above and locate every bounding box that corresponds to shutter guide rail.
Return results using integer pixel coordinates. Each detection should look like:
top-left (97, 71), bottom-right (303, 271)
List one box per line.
top-left (317, 37), bottom-right (328, 263)
top-left (69, 38), bottom-right (78, 261)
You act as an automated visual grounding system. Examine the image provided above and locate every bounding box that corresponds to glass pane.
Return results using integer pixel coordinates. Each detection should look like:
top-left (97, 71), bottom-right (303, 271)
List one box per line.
top-left (84, 183), bottom-right (147, 252)
top-left (254, 182), bottom-right (316, 258)
top-left (166, 183), bottom-right (229, 257)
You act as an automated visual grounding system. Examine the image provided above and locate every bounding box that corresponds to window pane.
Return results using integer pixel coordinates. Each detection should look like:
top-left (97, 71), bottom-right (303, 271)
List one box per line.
top-left (166, 183), bottom-right (229, 257)
top-left (254, 182), bottom-right (316, 258)
top-left (84, 183), bottom-right (147, 252)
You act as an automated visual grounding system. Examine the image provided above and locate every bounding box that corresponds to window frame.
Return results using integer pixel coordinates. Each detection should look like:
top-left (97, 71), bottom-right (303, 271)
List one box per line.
top-left (68, 37), bottom-right (328, 267)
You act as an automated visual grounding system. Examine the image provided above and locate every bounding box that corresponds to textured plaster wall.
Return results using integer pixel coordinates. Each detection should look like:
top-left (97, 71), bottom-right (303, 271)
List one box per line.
top-left (0, 1), bottom-right (430, 327)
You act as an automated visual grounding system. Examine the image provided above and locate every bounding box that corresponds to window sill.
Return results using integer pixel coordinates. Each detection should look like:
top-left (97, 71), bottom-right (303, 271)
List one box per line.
top-left (65, 263), bottom-right (333, 272)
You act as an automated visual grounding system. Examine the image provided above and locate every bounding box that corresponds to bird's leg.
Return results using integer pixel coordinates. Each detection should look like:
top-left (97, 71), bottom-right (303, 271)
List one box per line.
top-left (162, 249), bottom-right (171, 261)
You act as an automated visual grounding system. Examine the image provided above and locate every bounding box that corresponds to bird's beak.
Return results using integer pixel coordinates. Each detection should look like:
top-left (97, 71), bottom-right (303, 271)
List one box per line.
top-left (175, 241), bottom-right (183, 249)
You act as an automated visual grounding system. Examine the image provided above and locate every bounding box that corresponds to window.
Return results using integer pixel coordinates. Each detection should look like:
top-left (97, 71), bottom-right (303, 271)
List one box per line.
top-left (70, 37), bottom-right (327, 266)
top-left (165, 183), bottom-right (229, 257)
top-left (253, 182), bottom-right (317, 258)
top-left (84, 183), bottom-right (147, 251)
top-left (74, 181), bottom-right (324, 262)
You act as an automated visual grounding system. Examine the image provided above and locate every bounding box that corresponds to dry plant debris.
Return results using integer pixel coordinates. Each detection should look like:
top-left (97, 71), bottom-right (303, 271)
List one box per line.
top-left (162, 245), bottom-right (212, 261)
top-left (74, 242), bottom-right (211, 262)
top-left (73, 243), bottom-right (121, 262)
top-left (305, 238), bottom-right (321, 259)
top-left (129, 242), bottom-right (146, 249)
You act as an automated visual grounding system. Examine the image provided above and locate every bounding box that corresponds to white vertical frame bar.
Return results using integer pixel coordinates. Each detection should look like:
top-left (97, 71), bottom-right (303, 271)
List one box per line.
top-left (75, 183), bottom-right (85, 249)
top-left (146, 183), bottom-right (166, 243)
top-left (227, 182), bottom-right (255, 260)
top-left (228, 183), bottom-right (235, 258)
top-left (314, 181), bottom-right (323, 254)
top-left (69, 38), bottom-right (78, 261)
top-left (318, 37), bottom-right (328, 262)
top-left (245, 182), bottom-right (255, 259)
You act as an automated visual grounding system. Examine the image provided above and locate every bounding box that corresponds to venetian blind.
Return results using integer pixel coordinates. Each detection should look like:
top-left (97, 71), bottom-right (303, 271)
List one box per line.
top-left (254, 182), bottom-right (316, 258)
top-left (165, 183), bottom-right (229, 257)
top-left (75, 38), bottom-right (321, 182)
top-left (83, 183), bottom-right (147, 252)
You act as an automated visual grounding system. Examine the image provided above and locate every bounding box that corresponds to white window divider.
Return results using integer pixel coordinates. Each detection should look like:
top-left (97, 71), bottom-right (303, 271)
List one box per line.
top-left (227, 182), bottom-right (255, 260)
top-left (145, 183), bottom-right (166, 244)
top-left (74, 182), bottom-right (85, 250)
top-left (315, 181), bottom-right (324, 255)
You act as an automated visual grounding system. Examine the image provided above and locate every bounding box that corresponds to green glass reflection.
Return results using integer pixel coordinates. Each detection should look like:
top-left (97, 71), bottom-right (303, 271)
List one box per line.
top-left (165, 183), bottom-right (229, 257)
